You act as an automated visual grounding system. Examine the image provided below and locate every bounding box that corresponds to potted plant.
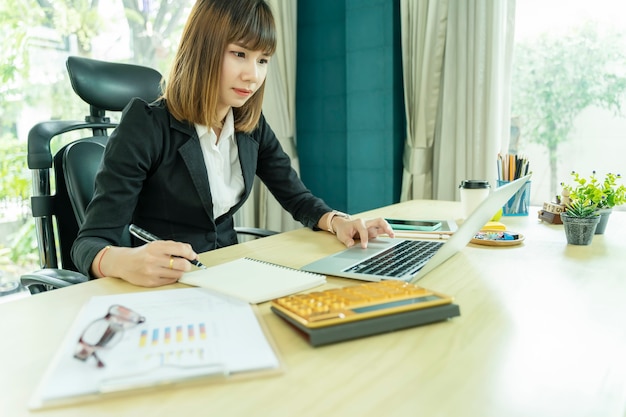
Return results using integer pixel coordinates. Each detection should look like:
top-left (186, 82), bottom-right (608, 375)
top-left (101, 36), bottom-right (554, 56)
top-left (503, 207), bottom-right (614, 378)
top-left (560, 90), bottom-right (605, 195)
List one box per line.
top-left (561, 171), bottom-right (626, 234)
top-left (559, 199), bottom-right (600, 245)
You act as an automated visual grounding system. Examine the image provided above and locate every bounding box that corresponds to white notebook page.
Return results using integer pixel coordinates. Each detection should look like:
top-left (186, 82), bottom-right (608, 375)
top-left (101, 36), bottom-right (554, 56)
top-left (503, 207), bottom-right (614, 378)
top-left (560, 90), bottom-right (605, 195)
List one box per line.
top-left (180, 257), bottom-right (326, 304)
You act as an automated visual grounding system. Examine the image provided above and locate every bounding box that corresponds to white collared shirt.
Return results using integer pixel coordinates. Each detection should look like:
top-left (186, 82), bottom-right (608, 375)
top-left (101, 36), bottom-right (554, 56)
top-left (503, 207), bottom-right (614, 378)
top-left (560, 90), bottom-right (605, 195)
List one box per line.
top-left (195, 109), bottom-right (244, 219)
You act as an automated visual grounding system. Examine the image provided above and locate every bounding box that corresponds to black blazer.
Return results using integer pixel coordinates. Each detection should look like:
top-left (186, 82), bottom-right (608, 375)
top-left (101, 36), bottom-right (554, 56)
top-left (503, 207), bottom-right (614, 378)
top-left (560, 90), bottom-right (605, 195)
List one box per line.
top-left (71, 98), bottom-right (331, 277)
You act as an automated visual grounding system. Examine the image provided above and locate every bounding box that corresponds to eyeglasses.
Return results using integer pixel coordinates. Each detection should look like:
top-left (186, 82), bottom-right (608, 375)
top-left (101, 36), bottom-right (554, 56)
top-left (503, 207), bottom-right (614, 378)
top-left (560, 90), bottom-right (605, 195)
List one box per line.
top-left (74, 304), bottom-right (145, 368)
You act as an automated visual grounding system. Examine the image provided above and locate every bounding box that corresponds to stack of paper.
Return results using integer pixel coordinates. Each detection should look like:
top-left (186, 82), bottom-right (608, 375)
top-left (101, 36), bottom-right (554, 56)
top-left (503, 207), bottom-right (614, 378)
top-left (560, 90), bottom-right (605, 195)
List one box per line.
top-left (30, 288), bottom-right (282, 409)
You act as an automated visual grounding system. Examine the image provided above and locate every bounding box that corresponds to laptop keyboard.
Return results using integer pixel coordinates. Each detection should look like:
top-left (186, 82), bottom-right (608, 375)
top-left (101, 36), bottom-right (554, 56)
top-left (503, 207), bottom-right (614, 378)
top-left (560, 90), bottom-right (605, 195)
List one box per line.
top-left (344, 240), bottom-right (444, 278)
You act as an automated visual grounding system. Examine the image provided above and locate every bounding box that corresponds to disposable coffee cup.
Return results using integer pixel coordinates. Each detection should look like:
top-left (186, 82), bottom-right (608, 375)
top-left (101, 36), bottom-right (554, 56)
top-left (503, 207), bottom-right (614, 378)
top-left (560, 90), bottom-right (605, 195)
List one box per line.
top-left (459, 180), bottom-right (490, 219)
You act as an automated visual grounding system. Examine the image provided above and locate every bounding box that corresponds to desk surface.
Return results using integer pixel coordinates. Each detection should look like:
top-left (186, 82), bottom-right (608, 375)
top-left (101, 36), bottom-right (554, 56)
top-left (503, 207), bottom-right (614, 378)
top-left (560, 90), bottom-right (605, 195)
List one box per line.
top-left (2, 201), bottom-right (626, 417)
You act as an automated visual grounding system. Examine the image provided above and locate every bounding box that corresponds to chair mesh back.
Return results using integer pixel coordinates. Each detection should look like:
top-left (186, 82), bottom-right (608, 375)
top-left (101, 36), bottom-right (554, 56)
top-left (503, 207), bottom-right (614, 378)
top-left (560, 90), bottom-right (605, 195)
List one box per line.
top-left (63, 139), bottom-right (107, 225)
top-left (50, 136), bottom-right (107, 271)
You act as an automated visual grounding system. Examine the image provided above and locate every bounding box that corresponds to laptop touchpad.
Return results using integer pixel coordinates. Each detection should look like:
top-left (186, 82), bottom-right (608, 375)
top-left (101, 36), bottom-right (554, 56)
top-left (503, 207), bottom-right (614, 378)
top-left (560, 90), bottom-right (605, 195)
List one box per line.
top-left (333, 239), bottom-right (396, 260)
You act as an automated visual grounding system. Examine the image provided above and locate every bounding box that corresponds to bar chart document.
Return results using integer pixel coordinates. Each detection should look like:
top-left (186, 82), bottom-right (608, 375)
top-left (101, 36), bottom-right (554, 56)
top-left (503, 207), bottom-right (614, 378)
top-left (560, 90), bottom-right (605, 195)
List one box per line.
top-left (30, 288), bottom-right (282, 409)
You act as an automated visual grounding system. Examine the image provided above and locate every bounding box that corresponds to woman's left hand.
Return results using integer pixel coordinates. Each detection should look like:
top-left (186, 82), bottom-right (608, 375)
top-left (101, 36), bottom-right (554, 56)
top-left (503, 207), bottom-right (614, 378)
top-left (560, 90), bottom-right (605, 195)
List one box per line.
top-left (333, 217), bottom-right (395, 248)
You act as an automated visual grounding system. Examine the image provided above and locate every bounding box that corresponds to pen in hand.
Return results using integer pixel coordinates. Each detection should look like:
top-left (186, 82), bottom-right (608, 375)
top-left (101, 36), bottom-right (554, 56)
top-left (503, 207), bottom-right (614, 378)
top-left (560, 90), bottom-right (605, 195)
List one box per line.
top-left (129, 224), bottom-right (207, 269)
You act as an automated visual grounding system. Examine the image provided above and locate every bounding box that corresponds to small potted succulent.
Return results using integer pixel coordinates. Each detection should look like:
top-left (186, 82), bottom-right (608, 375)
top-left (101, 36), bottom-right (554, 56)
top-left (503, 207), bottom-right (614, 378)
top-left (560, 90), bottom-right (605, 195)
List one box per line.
top-left (561, 171), bottom-right (626, 234)
top-left (559, 199), bottom-right (600, 245)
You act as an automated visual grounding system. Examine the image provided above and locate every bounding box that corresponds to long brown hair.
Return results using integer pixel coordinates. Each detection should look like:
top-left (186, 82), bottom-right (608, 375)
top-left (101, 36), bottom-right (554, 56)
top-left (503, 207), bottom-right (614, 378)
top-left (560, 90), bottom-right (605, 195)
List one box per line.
top-left (164, 0), bottom-right (276, 132)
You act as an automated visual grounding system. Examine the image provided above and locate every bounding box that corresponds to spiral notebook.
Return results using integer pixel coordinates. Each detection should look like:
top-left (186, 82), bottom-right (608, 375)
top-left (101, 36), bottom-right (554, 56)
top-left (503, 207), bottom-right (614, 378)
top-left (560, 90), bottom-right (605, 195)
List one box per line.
top-left (180, 258), bottom-right (326, 303)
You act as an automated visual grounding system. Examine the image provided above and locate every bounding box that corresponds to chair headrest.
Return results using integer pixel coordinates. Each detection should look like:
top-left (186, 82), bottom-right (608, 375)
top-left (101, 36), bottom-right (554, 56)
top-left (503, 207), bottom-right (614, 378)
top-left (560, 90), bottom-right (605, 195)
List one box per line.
top-left (66, 56), bottom-right (163, 111)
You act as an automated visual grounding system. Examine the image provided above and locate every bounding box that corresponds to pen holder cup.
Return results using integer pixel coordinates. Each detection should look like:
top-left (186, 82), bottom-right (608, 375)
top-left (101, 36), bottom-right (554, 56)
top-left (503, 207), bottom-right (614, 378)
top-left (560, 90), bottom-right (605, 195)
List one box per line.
top-left (497, 180), bottom-right (531, 216)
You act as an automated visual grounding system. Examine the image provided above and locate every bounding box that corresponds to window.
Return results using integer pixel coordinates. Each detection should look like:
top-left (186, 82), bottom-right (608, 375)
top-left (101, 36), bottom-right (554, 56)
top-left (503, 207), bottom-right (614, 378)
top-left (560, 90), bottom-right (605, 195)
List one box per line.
top-left (0, 0), bottom-right (194, 280)
top-left (512, 0), bottom-right (626, 208)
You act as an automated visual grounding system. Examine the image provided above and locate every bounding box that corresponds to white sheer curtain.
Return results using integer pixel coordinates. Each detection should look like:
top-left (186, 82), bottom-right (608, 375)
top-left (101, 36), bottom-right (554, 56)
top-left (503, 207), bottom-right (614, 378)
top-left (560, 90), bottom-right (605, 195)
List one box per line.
top-left (235, 0), bottom-right (301, 233)
top-left (433, 0), bottom-right (516, 200)
top-left (399, 0), bottom-right (449, 200)
top-left (400, 0), bottom-right (516, 202)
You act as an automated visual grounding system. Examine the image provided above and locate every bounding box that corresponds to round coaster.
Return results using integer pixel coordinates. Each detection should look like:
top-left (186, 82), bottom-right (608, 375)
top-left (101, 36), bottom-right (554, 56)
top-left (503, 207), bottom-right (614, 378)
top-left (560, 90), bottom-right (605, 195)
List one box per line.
top-left (470, 230), bottom-right (525, 246)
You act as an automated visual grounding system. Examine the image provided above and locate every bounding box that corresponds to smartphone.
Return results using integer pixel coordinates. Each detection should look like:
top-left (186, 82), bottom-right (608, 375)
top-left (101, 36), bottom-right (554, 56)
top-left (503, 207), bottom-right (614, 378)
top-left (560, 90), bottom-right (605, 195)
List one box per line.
top-left (385, 219), bottom-right (442, 231)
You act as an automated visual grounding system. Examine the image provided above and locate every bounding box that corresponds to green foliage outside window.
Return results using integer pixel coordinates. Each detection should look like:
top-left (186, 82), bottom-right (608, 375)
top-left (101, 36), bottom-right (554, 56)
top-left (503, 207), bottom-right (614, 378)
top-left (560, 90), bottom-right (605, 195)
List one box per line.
top-left (0, 136), bottom-right (37, 271)
top-left (0, 136), bottom-right (29, 203)
top-left (512, 23), bottom-right (626, 198)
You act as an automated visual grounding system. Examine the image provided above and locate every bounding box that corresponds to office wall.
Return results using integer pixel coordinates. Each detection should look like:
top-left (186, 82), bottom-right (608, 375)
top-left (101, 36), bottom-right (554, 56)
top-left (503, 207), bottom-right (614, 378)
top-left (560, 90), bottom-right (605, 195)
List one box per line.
top-left (296, 0), bottom-right (405, 214)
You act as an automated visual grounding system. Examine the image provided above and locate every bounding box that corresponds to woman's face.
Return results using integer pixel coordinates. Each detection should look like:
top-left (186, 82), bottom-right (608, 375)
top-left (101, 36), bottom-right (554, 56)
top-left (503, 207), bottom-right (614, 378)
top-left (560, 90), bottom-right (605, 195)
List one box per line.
top-left (217, 43), bottom-right (271, 118)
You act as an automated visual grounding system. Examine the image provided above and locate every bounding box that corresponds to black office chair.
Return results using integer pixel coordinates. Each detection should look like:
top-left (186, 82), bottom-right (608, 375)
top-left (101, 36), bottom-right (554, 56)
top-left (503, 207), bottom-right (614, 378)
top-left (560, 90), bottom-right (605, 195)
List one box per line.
top-left (21, 56), bottom-right (277, 294)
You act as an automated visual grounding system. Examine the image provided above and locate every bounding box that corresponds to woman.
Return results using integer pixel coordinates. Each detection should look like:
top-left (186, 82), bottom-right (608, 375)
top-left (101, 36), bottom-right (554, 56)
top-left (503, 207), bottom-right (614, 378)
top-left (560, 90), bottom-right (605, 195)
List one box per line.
top-left (71, 0), bottom-right (394, 287)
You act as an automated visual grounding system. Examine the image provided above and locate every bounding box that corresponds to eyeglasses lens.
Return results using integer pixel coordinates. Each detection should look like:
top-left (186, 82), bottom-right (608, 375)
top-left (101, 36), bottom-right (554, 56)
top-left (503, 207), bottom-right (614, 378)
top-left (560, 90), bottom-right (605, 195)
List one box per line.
top-left (74, 304), bottom-right (145, 367)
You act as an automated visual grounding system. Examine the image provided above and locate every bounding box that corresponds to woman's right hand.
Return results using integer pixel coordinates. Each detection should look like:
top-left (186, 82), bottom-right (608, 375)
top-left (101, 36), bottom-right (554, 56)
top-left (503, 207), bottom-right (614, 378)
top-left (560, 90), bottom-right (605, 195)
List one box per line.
top-left (92, 241), bottom-right (200, 287)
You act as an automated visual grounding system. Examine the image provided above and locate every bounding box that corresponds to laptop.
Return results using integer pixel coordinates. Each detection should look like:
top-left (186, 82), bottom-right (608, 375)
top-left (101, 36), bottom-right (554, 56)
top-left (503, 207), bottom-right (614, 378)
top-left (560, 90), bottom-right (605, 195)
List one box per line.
top-left (301, 174), bottom-right (531, 284)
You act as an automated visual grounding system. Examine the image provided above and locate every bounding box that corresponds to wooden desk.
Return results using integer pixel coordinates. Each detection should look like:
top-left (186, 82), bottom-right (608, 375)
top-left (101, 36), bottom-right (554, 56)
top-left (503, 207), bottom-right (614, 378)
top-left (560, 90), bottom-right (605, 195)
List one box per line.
top-left (2, 201), bottom-right (625, 417)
